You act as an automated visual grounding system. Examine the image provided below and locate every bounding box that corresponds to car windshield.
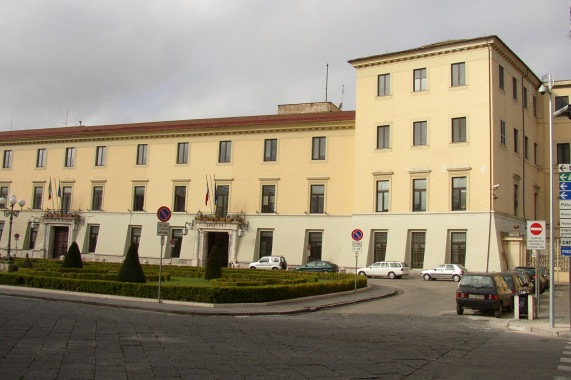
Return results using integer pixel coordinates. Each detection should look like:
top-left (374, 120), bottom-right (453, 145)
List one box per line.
top-left (516, 268), bottom-right (535, 276)
top-left (460, 275), bottom-right (494, 288)
top-left (502, 276), bottom-right (514, 289)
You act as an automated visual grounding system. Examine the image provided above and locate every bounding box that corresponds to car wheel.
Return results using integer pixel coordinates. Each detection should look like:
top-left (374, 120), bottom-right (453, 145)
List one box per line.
top-left (358, 271), bottom-right (366, 276)
top-left (388, 272), bottom-right (396, 279)
top-left (423, 274), bottom-right (431, 281)
top-left (271, 267), bottom-right (278, 270)
top-left (452, 274), bottom-right (461, 282)
top-left (494, 303), bottom-right (503, 318)
top-left (456, 305), bottom-right (463, 315)
top-left (249, 266), bottom-right (256, 269)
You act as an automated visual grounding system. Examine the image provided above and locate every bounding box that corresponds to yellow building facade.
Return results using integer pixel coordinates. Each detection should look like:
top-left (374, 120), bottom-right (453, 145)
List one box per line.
top-left (0, 36), bottom-right (570, 272)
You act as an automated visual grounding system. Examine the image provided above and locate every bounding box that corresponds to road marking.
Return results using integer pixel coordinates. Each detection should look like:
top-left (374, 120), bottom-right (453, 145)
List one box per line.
top-left (557, 365), bottom-right (571, 372)
top-left (562, 357), bottom-right (571, 363)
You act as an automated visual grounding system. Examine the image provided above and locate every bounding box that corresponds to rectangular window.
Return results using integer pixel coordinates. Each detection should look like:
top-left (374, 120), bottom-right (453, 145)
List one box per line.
top-left (451, 177), bottom-right (467, 211)
top-left (95, 146), bottom-right (106, 166)
top-left (414, 68), bottom-right (427, 91)
top-left (308, 231), bottom-right (323, 261)
top-left (261, 185), bottom-right (275, 213)
top-left (557, 143), bottom-right (570, 164)
top-left (173, 186), bottom-right (186, 212)
top-left (524, 136), bottom-right (529, 160)
top-left (215, 185), bottom-right (229, 217)
top-left (264, 139), bottom-right (277, 162)
top-left (410, 231), bottom-right (426, 269)
top-left (88, 225), bottom-right (99, 253)
top-left (514, 184), bottom-right (519, 216)
top-left (512, 77), bottom-right (518, 100)
top-left (36, 149), bottom-right (46, 168)
top-left (259, 231), bottom-right (273, 259)
top-left (62, 186), bottom-right (72, 214)
top-left (377, 126), bottom-right (390, 149)
top-left (133, 186), bottom-right (145, 211)
top-left (136, 144), bottom-right (148, 165)
top-left (499, 65), bottom-right (504, 90)
top-left (130, 226), bottom-right (142, 248)
top-left (514, 129), bottom-right (519, 153)
top-left (310, 184), bottom-right (325, 214)
top-left (2, 150), bottom-right (12, 169)
top-left (452, 117), bottom-right (466, 143)
top-left (170, 229), bottom-right (183, 258)
top-left (92, 186), bottom-right (103, 211)
top-left (0, 222), bottom-right (4, 240)
top-left (0, 186), bottom-right (8, 208)
top-left (65, 147), bottom-right (75, 167)
top-left (219, 141), bottom-right (231, 163)
top-left (377, 73), bottom-right (390, 96)
top-left (500, 120), bottom-right (506, 145)
top-left (373, 231), bottom-right (388, 262)
top-left (523, 87), bottom-right (528, 109)
top-left (556, 96), bottom-right (570, 111)
top-left (534, 143), bottom-right (538, 165)
top-left (32, 186), bottom-right (43, 209)
top-left (28, 223), bottom-right (38, 249)
top-left (413, 121), bottom-right (427, 146)
top-left (312, 137), bottom-right (326, 160)
top-left (533, 95), bottom-right (537, 117)
top-left (450, 232), bottom-right (467, 266)
top-left (451, 62), bottom-right (465, 87)
top-left (413, 179), bottom-right (427, 212)
top-left (376, 180), bottom-right (389, 212)
top-left (177, 142), bottom-right (189, 164)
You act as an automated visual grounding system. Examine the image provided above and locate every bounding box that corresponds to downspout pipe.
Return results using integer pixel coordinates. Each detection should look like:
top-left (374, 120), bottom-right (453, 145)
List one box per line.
top-left (486, 40), bottom-right (494, 272)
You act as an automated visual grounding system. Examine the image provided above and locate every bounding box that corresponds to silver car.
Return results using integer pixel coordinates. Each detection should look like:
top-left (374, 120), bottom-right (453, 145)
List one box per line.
top-left (421, 264), bottom-right (467, 282)
top-left (357, 261), bottom-right (410, 279)
top-left (249, 256), bottom-right (287, 270)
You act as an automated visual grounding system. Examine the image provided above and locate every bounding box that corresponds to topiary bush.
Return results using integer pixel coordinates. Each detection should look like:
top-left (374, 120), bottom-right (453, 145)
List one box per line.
top-left (61, 242), bottom-right (83, 268)
top-left (204, 245), bottom-right (222, 280)
top-left (117, 243), bottom-right (146, 283)
top-left (22, 253), bottom-right (33, 268)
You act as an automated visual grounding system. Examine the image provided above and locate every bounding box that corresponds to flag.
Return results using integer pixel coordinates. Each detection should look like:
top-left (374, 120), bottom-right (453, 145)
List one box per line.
top-left (205, 176), bottom-right (209, 205)
top-left (48, 178), bottom-right (52, 200)
top-left (213, 175), bottom-right (218, 205)
top-left (57, 180), bottom-right (61, 198)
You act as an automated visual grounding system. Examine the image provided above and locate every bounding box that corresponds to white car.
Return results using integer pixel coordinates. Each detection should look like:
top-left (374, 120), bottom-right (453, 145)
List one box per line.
top-left (421, 264), bottom-right (467, 282)
top-left (249, 256), bottom-right (287, 270)
top-left (357, 261), bottom-right (410, 279)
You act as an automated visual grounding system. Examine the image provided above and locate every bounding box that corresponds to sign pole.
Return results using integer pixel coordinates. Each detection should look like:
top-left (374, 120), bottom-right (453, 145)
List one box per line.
top-left (354, 252), bottom-right (358, 293)
top-left (156, 206), bottom-right (172, 304)
top-left (158, 235), bottom-right (165, 303)
top-left (351, 229), bottom-right (364, 293)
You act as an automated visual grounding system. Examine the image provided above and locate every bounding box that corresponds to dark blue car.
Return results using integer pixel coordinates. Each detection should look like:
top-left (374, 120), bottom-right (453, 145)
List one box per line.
top-left (294, 260), bottom-right (339, 273)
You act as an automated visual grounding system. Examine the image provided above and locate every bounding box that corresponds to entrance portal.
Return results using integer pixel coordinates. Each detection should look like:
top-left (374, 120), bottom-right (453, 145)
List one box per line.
top-left (52, 227), bottom-right (69, 259)
top-left (207, 232), bottom-right (230, 267)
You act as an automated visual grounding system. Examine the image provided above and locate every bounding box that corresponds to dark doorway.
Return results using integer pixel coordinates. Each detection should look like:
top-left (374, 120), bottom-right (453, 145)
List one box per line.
top-left (52, 227), bottom-right (69, 259)
top-left (308, 232), bottom-right (322, 262)
top-left (207, 232), bottom-right (229, 267)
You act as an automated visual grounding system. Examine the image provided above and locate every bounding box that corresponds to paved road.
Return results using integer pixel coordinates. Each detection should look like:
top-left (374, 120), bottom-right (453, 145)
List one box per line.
top-left (0, 285), bottom-right (569, 379)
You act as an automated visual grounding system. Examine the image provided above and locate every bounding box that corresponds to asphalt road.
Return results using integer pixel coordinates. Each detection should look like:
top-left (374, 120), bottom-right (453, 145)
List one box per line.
top-left (0, 278), bottom-right (569, 379)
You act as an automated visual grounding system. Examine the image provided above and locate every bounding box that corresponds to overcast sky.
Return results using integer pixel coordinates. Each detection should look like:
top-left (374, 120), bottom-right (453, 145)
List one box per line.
top-left (1, 0), bottom-right (570, 132)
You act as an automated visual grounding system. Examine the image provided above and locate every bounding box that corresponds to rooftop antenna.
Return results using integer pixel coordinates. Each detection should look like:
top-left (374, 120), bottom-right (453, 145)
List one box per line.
top-left (325, 63), bottom-right (329, 102)
top-left (339, 84), bottom-right (344, 110)
top-left (65, 110), bottom-right (69, 127)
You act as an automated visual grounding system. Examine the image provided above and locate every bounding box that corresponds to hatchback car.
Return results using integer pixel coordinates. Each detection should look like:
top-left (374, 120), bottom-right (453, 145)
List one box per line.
top-left (500, 271), bottom-right (529, 294)
top-left (293, 260), bottom-right (339, 273)
top-left (456, 272), bottom-right (513, 318)
top-left (421, 264), bottom-right (467, 282)
top-left (249, 256), bottom-right (287, 270)
top-left (357, 261), bottom-right (410, 279)
top-left (514, 266), bottom-right (547, 293)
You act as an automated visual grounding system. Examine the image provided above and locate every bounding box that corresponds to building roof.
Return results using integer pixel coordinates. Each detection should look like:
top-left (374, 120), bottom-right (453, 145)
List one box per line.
top-left (0, 110), bottom-right (356, 143)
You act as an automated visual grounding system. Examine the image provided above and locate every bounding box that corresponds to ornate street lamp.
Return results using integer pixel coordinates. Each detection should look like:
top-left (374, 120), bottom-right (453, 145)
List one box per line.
top-left (0, 194), bottom-right (26, 262)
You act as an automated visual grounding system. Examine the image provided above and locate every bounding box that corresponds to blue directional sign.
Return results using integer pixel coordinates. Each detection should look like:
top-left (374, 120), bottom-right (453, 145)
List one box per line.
top-left (562, 246), bottom-right (571, 257)
top-left (561, 182), bottom-right (571, 191)
top-left (560, 191), bottom-right (571, 200)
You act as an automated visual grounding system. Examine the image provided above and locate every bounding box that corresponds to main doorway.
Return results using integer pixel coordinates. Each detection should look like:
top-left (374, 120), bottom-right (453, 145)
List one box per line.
top-left (52, 226), bottom-right (69, 259)
top-left (207, 232), bottom-right (229, 267)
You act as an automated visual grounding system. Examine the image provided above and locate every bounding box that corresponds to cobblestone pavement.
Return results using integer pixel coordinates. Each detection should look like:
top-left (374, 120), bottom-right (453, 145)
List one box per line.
top-left (0, 294), bottom-right (566, 379)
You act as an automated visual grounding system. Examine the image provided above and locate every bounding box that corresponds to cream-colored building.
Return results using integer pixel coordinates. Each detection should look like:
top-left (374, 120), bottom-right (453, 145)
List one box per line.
top-left (0, 36), bottom-right (570, 273)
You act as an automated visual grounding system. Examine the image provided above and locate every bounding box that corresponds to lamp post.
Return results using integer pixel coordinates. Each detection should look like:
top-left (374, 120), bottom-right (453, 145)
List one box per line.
top-left (0, 195), bottom-right (26, 262)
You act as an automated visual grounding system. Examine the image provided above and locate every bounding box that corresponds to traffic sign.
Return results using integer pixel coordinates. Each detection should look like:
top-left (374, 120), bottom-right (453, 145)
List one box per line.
top-left (352, 241), bottom-right (362, 252)
top-left (561, 191), bottom-right (571, 200)
top-left (526, 220), bottom-right (546, 250)
top-left (560, 164), bottom-right (571, 172)
top-left (561, 200), bottom-right (571, 210)
top-left (157, 222), bottom-right (170, 236)
top-left (562, 219), bottom-right (571, 227)
top-left (561, 238), bottom-right (571, 246)
top-left (561, 182), bottom-right (571, 191)
top-left (157, 206), bottom-right (172, 222)
top-left (562, 247), bottom-right (571, 257)
top-left (561, 228), bottom-right (571, 237)
top-left (560, 173), bottom-right (571, 181)
top-left (351, 229), bottom-right (363, 241)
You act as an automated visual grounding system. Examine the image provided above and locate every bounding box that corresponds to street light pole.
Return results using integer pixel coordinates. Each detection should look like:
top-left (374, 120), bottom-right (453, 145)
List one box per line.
top-left (0, 195), bottom-right (26, 262)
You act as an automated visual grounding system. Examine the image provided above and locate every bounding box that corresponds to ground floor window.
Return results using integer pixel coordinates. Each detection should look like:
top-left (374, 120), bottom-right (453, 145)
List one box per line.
top-left (308, 231), bottom-right (323, 262)
top-left (410, 231), bottom-right (426, 269)
top-left (0, 222), bottom-right (4, 241)
top-left (130, 226), bottom-right (142, 248)
top-left (28, 223), bottom-right (38, 249)
top-left (259, 230), bottom-right (273, 259)
top-left (170, 229), bottom-right (183, 258)
top-left (88, 225), bottom-right (99, 253)
top-left (450, 231), bottom-right (467, 266)
top-left (373, 231), bottom-right (388, 262)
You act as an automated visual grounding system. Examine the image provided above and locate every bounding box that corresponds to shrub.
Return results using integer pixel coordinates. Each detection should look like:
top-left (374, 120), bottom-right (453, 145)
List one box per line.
top-left (117, 243), bottom-right (146, 283)
top-left (22, 253), bottom-right (33, 268)
top-left (204, 245), bottom-right (222, 280)
top-left (62, 242), bottom-right (83, 269)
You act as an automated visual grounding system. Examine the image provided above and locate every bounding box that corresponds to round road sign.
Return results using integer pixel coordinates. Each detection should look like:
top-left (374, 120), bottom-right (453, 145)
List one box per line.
top-left (157, 206), bottom-right (172, 222)
top-left (529, 222), bottom-right (543, 236)
top-left (351, 229), bottom-right (363, 241)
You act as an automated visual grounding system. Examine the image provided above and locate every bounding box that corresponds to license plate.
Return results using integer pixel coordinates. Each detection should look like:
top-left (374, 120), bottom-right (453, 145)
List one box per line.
top-left (469, 294), bottom-right (485, 299)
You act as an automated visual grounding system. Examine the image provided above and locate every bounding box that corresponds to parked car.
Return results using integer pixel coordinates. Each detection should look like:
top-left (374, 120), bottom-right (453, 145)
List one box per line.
top-left (512, 270), bottom-right (535, 294)
top-left (249, 256), bottom-right (287, 270)
top-left (514, 266), bottom-right (547, 293)
top-left (456, 272), bottom-right (514, 318)
top-left (539, 266), bottom-right (550, 289)
top-left (500, 271), bottom-right (530, 294)
top-left (357, 261), bottom-right (410, 279)
top-left (421, 264), bottom-right (467, 282)
top-left (294, 260), bottom-right (339, 273)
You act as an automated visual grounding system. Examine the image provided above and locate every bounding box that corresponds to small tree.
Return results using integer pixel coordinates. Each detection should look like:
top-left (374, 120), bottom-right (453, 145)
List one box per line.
top-left (204, 245), bottom-right (222, 280)
top-left (62, 242), bottom-right (83, 268)
top-left (118, 243), bottom-right (146, 283)
top-left (22, 253), bottom-right (33, 268)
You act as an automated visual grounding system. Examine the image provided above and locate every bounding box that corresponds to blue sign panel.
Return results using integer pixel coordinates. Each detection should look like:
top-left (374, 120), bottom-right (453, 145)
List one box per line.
top-left (560, 191), bottom-right (571, 200)
top-left (561, 182), bottom-right (571, 191)
top-left (562, 246), bottom-right (571, 257)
